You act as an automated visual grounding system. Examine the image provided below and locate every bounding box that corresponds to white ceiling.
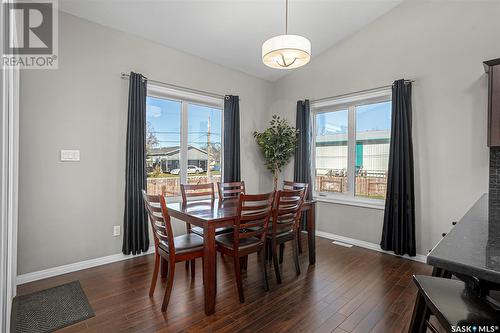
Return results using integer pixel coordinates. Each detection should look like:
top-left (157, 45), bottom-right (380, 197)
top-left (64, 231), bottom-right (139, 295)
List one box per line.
top-left (59, 0), bottom-right (402, 82)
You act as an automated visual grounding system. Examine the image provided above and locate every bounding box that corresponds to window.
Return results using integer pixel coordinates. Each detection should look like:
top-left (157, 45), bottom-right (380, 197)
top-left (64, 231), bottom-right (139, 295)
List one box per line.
top-left (145, 85), bottom-right (223, 197)
top-left (312, 88), bottom-right (392, 206)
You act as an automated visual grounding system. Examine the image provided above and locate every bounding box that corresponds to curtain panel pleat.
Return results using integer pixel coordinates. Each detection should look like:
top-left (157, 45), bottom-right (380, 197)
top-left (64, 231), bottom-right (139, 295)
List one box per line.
top-left (380, 79), bottom-right (416, 256)
top-left (223, 95), bottom-right (241, 182)
top-left (122, 72), bottom-right (149, 255)
top-left (295, 100), bottom-right (313, 230)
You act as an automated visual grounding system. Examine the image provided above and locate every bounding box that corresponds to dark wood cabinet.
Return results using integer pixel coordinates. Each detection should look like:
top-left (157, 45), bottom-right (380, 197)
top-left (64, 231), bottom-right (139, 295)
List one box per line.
top-left (484, 58), bottom-right (500, 147)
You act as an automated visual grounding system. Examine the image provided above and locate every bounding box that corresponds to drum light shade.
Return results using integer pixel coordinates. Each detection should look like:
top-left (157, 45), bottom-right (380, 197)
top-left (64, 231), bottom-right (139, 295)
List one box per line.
top-left (262, 34), bottom-right (311, 69)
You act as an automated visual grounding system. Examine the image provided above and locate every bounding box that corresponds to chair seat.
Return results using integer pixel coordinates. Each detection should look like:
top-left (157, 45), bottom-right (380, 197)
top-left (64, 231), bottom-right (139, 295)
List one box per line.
top-left (159, 233), bottom-right (204, 254)
top-left (191, 226), bottom-right (233, 236)
top-left (215, 233), bottom-right (263, 250)
top-left (413, 275), bottom-right (500, 327)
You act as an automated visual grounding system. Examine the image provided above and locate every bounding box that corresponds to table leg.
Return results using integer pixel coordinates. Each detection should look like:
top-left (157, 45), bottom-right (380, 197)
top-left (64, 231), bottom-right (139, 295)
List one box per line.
top-left (307, 204), bottom-right (316, 265)
top-left (203, 223), bottom-right (217, 315)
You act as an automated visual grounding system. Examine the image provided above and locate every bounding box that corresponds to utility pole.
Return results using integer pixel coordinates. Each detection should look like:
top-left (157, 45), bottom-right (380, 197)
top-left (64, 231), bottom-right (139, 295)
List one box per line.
top-left (207, 115), bottom-right (212, 180)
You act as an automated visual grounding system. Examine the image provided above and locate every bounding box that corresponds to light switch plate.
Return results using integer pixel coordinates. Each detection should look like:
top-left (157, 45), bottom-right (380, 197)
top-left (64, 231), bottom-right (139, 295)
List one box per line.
top-left (60, 150), bottom-right (80, 162)
top-left (113, 225), bottom-right (121, 236)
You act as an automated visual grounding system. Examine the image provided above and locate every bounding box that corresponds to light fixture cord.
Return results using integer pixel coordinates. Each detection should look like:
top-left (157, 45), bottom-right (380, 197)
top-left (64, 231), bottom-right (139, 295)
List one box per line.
top-left (285, 0), bottom-right (288, 34)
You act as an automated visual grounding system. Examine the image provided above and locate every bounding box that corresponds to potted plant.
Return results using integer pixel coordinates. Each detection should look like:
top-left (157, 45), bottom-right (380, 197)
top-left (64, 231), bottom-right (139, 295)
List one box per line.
top-left (253, 115), bottom-right (299, 191)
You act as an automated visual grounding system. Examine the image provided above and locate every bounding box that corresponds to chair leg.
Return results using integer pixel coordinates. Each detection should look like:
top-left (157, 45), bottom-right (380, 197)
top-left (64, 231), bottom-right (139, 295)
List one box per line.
top-left (161, 259), bottom-right (176, 312)
top-left (260, 249), bottom-right (270, 291)
top-left (292, 237), bottom-right (301, 276)
top-left (267, 241), bottom-right (272, 263)
top-left (190, 259), bottom-right (195, 279)
top-left (279, 243), bottom-right (284, 264)
top-left (185, 260), bottom-right (189, 269)
top-left (408, 292), bottom-right (431, 333)
top-left (149, 253), bottom-right (160, 297)
top-left (233, 255), bottom-right (245, 303)
top-left (297, 230), bottom-right (303, 254)
top-left (272, 240), bottom-right (282, 284)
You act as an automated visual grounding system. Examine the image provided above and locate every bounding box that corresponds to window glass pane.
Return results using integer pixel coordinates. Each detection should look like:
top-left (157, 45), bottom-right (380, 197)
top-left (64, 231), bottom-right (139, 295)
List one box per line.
top-left (146, 96), bottom-right (181, 196)
top-left (315, 110), bottom-right (348, 193)
top-left (187, 103), bottom-right (222, 188)
top-left (355, 101), bottom-right (391, 199)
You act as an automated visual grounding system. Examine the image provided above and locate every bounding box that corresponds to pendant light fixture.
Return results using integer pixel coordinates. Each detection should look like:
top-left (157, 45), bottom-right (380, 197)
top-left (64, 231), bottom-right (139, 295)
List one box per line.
top-left (262, 0), bottom-right (311, 69)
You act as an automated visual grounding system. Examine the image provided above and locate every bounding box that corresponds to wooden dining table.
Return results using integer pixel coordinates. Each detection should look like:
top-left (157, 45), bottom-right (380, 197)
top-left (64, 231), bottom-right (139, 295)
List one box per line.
top-left (163, 198), bottom-right (316, 315)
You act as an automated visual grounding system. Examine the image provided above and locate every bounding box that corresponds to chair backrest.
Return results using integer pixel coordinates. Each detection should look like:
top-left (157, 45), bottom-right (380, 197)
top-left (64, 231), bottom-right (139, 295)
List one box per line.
top-left (180, 183), bottom-right (215, 203)
top-left (283, 181), bottom-right (309, 199)
top-left (271, 189), bottom-right (306, 236)
top-left (142, 190), bottom-right (175, 254)
top-left (233, 192), bottom-right (274, 248)
top-left (217, 181), bottom-right (245, 200)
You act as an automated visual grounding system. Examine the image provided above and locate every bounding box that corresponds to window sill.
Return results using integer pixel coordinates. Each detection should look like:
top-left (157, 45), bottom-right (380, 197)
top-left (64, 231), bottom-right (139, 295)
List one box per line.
top-left (313, 194), bottom-right (386, 210)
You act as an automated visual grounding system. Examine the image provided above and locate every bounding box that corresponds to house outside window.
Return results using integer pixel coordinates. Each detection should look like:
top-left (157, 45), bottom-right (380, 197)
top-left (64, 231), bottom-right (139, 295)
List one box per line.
top-left (312, 87), bottom-right (392, 208)
top-left (146, 85), bottom-right (223, 197)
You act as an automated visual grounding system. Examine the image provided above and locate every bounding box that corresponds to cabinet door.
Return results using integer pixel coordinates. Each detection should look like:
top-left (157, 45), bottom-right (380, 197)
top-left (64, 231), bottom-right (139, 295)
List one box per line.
top-left (488, 65), bottom-right (500, 147)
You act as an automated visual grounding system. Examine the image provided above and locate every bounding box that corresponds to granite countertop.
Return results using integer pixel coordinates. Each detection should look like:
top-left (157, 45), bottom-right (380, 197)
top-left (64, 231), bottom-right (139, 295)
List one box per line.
top-left (427, 193), bottom-right (500, 284)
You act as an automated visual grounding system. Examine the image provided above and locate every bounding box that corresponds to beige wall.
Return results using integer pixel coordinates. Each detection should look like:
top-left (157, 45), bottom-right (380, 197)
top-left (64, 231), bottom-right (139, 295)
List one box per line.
top-left (18, 12), bottom-right (273, 275)
top-left (268, 0), bottom-right (500, 255)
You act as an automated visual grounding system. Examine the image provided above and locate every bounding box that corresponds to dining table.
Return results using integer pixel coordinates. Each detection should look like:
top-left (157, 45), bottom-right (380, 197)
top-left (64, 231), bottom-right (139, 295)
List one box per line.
top-left (163, 197), bottom-right (316, 315)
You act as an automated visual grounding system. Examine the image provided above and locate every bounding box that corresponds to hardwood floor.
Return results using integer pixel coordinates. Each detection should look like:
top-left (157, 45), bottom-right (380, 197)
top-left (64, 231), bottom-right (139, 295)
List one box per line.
top-left (17, 236), bottom-right (432, 333)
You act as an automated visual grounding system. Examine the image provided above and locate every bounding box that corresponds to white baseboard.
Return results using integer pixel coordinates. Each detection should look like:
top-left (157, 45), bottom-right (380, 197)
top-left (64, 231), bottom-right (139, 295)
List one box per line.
top-left (316, 230), bottom-right (427, 264)
top-left (17, 246), bottom-right (155, 285)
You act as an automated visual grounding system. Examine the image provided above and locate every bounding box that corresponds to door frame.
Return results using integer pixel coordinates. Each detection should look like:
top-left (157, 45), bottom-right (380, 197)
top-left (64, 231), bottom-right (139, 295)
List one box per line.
top-left (0, 1), bottom-right (20, 329)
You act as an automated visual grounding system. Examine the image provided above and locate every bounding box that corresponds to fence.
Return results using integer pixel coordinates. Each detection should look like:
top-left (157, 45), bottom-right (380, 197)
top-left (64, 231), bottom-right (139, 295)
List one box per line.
top-left (147, 175), bottom-right (222, 196)
top-left (316, 172), bottom-right (387, 198)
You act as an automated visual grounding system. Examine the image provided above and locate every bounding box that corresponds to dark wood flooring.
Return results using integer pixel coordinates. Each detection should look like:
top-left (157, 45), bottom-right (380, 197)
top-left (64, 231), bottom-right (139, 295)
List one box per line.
top-left (17, 236), bottom-right (432, 333)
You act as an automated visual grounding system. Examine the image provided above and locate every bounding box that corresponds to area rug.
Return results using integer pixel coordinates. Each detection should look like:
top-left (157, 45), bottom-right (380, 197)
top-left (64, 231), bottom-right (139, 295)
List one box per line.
top-left (11, 280), bottom-right (95, 333)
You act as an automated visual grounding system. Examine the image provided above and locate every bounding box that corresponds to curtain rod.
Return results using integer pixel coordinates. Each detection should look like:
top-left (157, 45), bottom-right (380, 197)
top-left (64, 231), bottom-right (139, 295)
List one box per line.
top-left (120, 72), bottom-right (226, 100)
top-left (311, 79), bottom-right (415, 104)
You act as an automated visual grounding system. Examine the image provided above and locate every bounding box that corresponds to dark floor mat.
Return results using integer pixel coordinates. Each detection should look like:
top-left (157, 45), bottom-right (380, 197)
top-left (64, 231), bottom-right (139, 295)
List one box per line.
top-left (11, 280), bottom-right (94, 333)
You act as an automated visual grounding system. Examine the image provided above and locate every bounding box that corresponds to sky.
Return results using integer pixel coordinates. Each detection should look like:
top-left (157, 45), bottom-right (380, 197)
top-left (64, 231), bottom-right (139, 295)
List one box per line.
top-left (146, 96), bottom-right (222, 149)
top-left (316, 101), bottom-right (391, 136)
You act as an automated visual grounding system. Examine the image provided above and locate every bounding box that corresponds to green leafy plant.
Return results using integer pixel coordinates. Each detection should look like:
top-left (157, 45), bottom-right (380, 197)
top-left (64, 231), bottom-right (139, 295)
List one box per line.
top-left (253, 115), bottom-right (299, 190)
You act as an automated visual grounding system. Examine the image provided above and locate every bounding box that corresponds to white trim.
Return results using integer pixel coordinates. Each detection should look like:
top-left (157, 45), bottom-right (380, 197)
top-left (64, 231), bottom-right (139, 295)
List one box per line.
top-left (0, 2), bottom-right (20, 329)
top-left (314, 195), bottom-right (385, 210)
top-left (311, 86), bottom-right (392, 109)
top-left (148, 83), bottom-right (223, 109)
top-left (316, 230), bottom-right (427, 264)
top-left (17, 246), bottom-right (155, 285)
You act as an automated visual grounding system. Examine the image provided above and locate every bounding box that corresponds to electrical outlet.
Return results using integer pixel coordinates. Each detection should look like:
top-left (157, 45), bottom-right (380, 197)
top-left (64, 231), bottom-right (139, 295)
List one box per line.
top-left (113, 225), bottom-right (121, 236)
top-left (60, 150), bottom-right (80, 161)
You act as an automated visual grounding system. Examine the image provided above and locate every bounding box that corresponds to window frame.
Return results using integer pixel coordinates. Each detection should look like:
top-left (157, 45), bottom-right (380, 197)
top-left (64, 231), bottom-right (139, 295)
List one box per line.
top-left (147, 83), bottom-right (224, 201)
top-left (311, 87), bottom-right (392, 209)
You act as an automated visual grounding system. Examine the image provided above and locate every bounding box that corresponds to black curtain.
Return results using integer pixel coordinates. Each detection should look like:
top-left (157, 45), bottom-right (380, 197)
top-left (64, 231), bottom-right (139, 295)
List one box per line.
top-left (122, 72), bottom-right (149, 255)
top-left (295, 100), bottom-right (313, 231)
top-left (223, 95), bottom-right (241, 182)
top-left (380, 79), bottom-right (416, 256)
top-left (295, 100), bottom-right (313, 200)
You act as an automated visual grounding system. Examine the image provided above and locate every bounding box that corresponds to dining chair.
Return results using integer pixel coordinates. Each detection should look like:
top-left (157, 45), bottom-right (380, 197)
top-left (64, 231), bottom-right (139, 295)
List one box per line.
top-left (280, 180), bottom-right (309, 253)
top-left (283, 181), bottom-right (309, 254)
top-left (217, 181), bottom-right (245, 200)
top-left (142, 190), bottom-right (205, 312)
top-left (180, 183), bottom-right (215, 236)
top-left (268, 189), bottom-right (306, 284)
top-left (215, 192), bottom-right (274, 303)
